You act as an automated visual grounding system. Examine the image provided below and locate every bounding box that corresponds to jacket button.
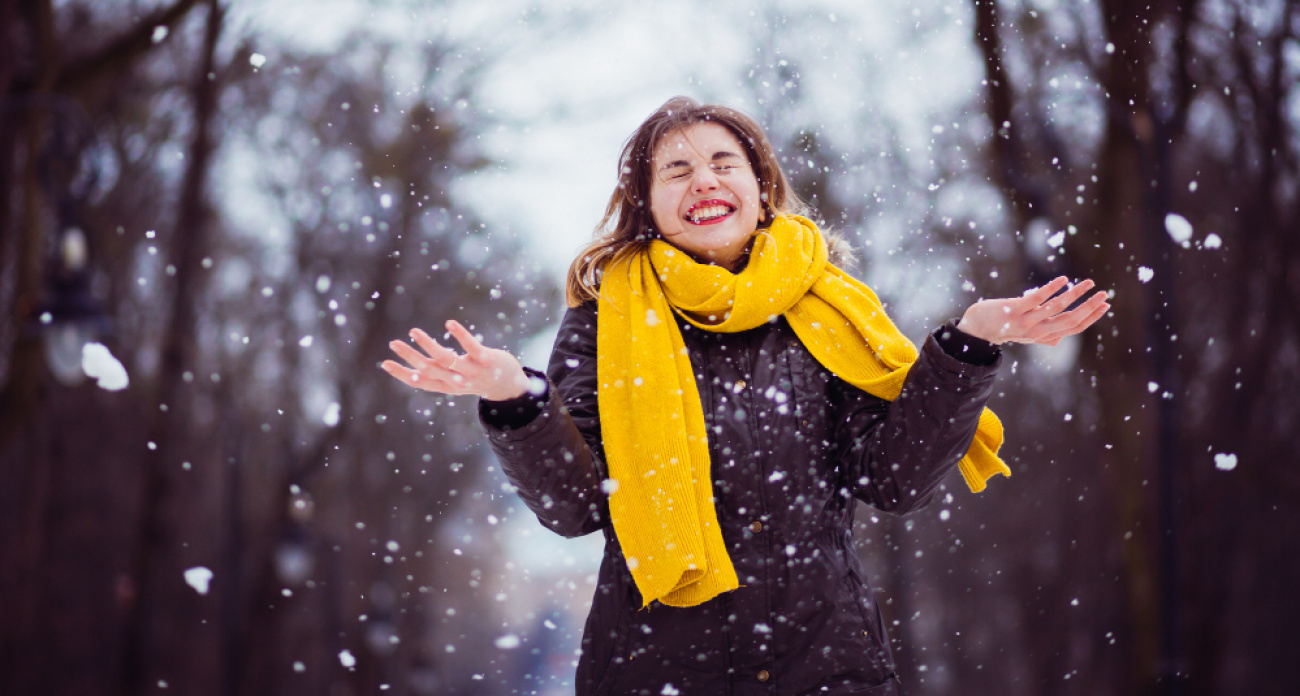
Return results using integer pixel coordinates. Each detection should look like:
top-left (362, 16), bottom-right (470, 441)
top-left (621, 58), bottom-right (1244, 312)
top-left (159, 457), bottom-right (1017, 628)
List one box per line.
top-left (749, 521), bottom-right (763, 533)
top-left (734, 379), bottom-right (746, 392)
top-left (757, 669), bottom-right (770, 682)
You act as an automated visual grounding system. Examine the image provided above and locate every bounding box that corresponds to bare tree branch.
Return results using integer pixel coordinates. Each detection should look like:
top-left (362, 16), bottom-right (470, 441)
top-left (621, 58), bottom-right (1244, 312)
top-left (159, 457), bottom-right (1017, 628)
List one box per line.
top-left (56, 0), bottom-right (204, 93)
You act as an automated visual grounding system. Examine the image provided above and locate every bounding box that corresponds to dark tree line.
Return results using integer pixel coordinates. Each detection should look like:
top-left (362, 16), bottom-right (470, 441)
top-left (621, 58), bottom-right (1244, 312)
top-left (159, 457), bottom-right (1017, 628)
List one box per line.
top-left (2, 1), bottom-right (1296, 695)
top-left (1, 1), bottom-right (555, 694)
top-left (732, 2), bottom-right (1296, 695)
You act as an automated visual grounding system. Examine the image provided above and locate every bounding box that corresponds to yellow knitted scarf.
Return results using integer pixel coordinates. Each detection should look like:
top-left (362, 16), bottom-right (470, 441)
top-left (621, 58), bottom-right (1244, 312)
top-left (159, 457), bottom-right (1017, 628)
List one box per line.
top-left (596, 215), bottom-right (1007, 607)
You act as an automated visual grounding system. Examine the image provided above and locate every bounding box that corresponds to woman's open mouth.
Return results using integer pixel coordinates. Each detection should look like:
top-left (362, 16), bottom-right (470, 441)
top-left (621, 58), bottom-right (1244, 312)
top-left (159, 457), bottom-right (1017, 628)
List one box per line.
top-left (685, 200), bottom-right (737, 225)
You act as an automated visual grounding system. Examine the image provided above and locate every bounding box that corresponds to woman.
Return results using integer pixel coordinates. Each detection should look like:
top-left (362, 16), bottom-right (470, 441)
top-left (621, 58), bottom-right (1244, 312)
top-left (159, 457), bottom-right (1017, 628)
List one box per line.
top-left (382, 97), bottom-right (1109, 695)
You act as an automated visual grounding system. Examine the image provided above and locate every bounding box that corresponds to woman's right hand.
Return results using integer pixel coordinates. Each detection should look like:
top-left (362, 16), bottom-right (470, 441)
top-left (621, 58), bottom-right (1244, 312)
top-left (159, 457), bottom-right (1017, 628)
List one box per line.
top-left (381, 320), bottom-right (532, 402)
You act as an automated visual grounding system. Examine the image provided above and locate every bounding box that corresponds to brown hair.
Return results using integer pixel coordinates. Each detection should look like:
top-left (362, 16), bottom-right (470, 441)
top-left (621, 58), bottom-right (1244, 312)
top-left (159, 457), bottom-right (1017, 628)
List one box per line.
top-left (565, 96), bottom-right (814, 307)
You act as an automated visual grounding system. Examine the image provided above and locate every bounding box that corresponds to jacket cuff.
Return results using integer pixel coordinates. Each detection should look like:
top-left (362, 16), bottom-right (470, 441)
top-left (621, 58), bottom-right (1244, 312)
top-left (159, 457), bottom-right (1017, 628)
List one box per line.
top-left (935, 320), bottom-right (1001, 366)
top-left (478, 367), bottom-right (550, 431)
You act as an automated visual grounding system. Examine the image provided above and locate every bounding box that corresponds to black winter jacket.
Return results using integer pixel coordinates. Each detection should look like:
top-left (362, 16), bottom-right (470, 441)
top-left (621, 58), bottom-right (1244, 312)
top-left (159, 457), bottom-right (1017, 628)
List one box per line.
top-left (479, 301), bottom-right (1001, 696)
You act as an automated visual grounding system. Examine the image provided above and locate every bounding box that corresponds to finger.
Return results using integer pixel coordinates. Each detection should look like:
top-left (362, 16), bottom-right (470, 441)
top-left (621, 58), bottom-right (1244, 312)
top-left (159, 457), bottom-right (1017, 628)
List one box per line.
top-left (389, 340), bottom-right (432, 369)
top-left (1035, 300), bottom-right (1111, 343)
top-left (1069, 300), bottom-right (1112, 333)
top-left (445, 320), bottom-right (487, 357)
top-left (1023, 287), bottom-right (1104, 337)
top-left (1053, 291), bottom-right (1110, 327)
top-left (381, 359), bottom-right (427, 386)
top-left (1028, 279), bottom-right (1096, 320)
top-left (381, 359), bottom-right (470, 394)
top-left (389, 338), bottom-right (471, 386)
top-left (1019, 276), bottom-right (1070, 309)
top-left (409, 328), bottom-right (459, 366)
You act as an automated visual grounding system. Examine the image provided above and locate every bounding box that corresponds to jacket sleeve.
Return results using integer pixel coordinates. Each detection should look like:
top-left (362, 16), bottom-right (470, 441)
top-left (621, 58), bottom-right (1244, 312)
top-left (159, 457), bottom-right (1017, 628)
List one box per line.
top-left (477, 302), bottom-right (611, 538)
top-left (831, 327), bottom-right (1002, 515)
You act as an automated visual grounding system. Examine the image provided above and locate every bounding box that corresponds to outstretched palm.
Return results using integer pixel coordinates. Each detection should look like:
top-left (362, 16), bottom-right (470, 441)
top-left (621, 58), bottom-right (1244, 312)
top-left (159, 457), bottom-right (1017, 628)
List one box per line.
top-left (381, 320), bottom-right (531, 401)
top-left (956, 276), bottom-right (1110, 346)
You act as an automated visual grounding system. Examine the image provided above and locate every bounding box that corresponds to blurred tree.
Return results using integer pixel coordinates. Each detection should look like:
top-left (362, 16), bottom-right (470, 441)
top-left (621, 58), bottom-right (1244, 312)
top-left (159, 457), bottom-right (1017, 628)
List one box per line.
top-left (728, 1), bottom-right (1296, 695)
top-left (0, 1), bottom-right (553, 695)
top-left (969, 1), bottom-right (1300, 695)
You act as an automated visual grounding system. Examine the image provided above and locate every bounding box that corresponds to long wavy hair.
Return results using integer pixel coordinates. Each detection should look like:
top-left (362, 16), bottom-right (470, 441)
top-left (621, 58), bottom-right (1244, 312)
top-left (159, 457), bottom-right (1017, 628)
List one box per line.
top-left (566, 96), bottom-right (849, 307)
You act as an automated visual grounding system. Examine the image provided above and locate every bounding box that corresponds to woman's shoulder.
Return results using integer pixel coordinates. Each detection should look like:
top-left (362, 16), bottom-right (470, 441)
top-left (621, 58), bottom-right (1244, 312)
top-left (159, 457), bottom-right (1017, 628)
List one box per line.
top-left (562, 299), bottom-right (599, 322)
top-left (554, 300), bottom-right (599, 353)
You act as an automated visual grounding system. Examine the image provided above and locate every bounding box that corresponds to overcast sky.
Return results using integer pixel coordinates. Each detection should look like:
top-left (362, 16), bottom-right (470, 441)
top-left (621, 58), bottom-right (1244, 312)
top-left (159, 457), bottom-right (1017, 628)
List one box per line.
top-left (238, 0), bottom-right (986, 276)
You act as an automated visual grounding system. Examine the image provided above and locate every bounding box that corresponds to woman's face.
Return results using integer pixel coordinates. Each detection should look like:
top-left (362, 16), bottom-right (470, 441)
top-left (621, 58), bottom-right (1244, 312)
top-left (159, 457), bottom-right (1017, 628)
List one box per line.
top-left (648, 122), bottom-right (763, 271)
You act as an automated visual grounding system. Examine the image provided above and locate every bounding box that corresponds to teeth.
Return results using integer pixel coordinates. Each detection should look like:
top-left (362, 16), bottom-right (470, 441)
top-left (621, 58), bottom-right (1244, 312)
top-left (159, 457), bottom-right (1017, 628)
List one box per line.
top-left (689, 205), bottom-right (733, 222)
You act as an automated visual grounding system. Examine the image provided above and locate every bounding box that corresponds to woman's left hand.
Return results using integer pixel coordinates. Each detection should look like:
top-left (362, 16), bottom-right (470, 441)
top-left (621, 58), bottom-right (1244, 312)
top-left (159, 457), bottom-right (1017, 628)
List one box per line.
top-left (956, 276), bottom-right (1111, 346)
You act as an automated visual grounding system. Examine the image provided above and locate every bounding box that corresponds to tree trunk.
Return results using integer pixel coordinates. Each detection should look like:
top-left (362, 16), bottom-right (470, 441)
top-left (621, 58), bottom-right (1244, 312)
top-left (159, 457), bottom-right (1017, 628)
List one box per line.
top-left (118, 2), bottom-right (225, 694)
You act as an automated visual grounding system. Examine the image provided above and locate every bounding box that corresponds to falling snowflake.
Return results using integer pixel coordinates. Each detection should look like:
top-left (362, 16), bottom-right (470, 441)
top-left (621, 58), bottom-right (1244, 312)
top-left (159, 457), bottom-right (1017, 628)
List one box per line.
top-left (1164, 213), bottom-right (1193, 244)
top-left (184, 566), bottom-right (213, 595)
top-left (338, 650), bottom-right (356, 668)
top-left (82, 343), bottom-right (129, 391)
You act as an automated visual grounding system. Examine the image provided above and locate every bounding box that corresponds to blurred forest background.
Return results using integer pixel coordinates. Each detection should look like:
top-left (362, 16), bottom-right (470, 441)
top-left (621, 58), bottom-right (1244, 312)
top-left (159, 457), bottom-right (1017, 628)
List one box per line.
top-left (1, 0), bottom-right (1296, 695)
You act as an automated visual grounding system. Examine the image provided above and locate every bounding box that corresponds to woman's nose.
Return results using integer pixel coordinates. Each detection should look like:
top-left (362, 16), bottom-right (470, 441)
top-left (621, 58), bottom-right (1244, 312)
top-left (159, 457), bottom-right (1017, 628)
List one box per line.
top-left (691, 168), bottom-right (720, 192)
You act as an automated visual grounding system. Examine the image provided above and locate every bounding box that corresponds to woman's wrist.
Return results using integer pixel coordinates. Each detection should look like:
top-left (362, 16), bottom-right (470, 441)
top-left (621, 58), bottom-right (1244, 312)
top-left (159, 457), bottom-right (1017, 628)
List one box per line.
top-left (481, 367), bottom-right (532, 402)
top-left (955, 315), bottom-right (1003, 345)
top-left (938, 320), bottom-right (1001, 366)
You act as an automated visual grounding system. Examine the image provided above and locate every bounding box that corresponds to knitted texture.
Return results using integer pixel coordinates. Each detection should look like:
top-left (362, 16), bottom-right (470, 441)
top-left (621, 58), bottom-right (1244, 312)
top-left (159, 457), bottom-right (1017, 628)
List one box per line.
top-left (597, 215), bottom-right (1008, 607)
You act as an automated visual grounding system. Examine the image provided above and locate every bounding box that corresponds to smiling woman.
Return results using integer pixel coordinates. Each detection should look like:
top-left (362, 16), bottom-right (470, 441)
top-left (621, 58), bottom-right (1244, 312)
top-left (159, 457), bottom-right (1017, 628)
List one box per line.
top-left (563, 97), bottom-right (802, 304)
top-left (647, 122), bottom-right (763, 269)
top-left (381, 96), bottom-right (1111, 695)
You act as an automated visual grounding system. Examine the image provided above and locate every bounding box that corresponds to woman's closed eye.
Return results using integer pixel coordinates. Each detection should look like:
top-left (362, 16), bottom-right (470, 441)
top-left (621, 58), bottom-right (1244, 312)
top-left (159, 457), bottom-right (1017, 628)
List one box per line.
top-left (664, 164), bottom-right (735, 181)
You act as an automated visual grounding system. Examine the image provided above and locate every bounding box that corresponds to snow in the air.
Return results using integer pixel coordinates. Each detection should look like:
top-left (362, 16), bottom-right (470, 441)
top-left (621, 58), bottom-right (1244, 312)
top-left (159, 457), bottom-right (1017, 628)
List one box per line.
top-left (1164, 213), bottom-right (1193, 244)
top-left (338, 649), bottom-right (356, 668)
top-left (183, 566), bottom-right (213, 595)
top-left (1214, 453), bottom-right (1238, 471)
top-left (82, 342), bottom-right (129, 391)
